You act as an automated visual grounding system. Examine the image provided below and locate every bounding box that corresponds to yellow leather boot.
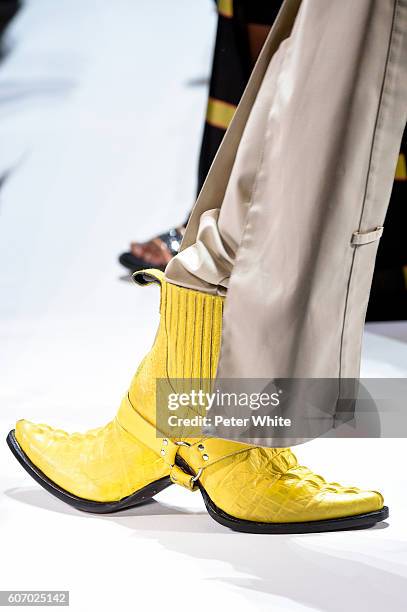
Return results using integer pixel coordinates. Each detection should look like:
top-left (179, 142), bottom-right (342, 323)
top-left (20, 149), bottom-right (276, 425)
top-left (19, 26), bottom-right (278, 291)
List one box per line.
top-left (8, 269), bottom-right (388, 532)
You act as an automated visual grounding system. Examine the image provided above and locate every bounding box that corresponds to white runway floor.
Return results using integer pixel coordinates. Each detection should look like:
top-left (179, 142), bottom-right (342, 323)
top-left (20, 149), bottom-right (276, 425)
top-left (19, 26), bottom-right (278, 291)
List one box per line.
top-left (0, 2), bottom-right (406, 611)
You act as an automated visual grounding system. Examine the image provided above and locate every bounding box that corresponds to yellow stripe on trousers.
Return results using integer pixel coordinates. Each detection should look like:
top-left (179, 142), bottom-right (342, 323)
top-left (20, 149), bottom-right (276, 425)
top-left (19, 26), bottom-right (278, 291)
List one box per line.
top-left (218, 0), bottom-right (233, 18)
top-left (206, 97), bottom-right (237, 131)
top-left (395, 153), bottom-right (406, 180)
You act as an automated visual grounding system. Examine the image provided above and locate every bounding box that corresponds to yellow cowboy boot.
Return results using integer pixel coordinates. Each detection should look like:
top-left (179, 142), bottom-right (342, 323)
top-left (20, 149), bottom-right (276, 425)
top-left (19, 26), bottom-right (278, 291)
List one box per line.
top-left (8, 269), bottom-right (388, 532)
top-left (7, 268), bottom-right (221, 513)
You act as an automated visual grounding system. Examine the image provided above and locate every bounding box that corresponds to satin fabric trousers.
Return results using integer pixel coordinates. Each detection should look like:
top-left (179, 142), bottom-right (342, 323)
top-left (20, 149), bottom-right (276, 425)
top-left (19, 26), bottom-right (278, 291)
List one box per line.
top-left (165, 1), bottom-right (407, 394)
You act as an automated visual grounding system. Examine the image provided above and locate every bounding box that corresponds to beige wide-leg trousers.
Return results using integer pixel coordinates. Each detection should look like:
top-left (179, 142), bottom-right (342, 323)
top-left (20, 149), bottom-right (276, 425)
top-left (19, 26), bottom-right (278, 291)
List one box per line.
top-left (166, 0), bottom-right (407, 387)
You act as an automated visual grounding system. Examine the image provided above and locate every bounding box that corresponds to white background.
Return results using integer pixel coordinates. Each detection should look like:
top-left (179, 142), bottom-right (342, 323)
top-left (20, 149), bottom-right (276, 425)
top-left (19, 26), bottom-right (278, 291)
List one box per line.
top-left (0, 2), bottom-right (406, 610)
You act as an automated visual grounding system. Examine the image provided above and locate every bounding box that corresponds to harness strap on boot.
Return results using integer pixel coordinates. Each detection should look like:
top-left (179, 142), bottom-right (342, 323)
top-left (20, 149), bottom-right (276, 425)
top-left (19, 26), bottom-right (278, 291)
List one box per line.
top-left (116, 394), bottom-right (258, 491)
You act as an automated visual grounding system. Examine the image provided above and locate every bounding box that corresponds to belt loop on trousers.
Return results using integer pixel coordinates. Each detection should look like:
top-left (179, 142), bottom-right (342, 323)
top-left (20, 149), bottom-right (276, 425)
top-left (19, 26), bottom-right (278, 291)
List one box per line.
top-left (351, 226), bottom-right (384, 246)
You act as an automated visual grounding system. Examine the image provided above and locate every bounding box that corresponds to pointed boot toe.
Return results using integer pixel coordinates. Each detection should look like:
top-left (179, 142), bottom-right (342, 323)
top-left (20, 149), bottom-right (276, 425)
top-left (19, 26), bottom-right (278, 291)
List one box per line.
top-left (9, 417), bottom-right (171, 511)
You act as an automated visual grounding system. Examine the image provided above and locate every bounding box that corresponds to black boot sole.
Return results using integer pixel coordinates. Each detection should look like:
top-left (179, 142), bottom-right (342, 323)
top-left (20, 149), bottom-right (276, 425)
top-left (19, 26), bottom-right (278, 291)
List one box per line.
top-left (7, 430), bottom-right (389, 531)
top-left (200, 486), bottom-right (389, 534)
